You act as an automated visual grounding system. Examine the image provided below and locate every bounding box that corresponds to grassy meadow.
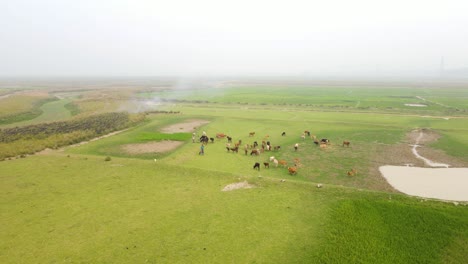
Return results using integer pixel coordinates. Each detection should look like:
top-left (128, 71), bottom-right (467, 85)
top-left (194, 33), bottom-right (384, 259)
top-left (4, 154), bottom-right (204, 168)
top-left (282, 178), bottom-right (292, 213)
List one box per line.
top-left (1, 84), bottom-right (468, 263)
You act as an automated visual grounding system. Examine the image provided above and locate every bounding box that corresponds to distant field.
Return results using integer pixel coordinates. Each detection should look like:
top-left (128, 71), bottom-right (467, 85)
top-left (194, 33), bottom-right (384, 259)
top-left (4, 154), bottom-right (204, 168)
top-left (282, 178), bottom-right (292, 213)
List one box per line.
top-left (138, 86), bottom-right (468, 116)
top-left (1, 85), bottom-right (468, 263)
top-left (0, 93), bottom-right (54, 125)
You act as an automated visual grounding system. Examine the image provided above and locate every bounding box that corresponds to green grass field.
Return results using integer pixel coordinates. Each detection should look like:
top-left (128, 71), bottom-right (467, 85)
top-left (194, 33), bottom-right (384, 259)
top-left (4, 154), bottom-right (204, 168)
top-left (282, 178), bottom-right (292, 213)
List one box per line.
top-left (1, 85), bottom-right (468, 263)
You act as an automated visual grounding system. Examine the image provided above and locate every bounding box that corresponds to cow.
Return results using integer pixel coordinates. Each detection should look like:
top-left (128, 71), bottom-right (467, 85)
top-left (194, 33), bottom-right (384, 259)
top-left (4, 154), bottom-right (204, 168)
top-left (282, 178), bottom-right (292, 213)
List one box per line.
top-left (249, 132), bottom-right (255, 137)
top-left (200, 135), bottom-right (209, 145)
top-left (304, 130), bottom-right (311, 137)
top-left (253, 162), bottom-right (260, 170)
top-left (210, 137), bottom-right (214, 143)
top-left (343, 141), bottom-right (350, 147)
top-left (230, 146), bottom-right (239, 153)
top-left (314, 139), bottom-right (319, 146)
top-left (274, 146), bottom-right (281, 151)
top-left (253, 141), bottom-right (258, 148)
top-left (347, 168), bottom-right (357, 176)
top-left (281, 132), bottom-right (286, 136)
top-left (216, 133), bottom-right (226, 138)
top-left (320, 138), bottom-right (330, 144)
top-left (227, 136), bottom-right (232, 143)
top-left (250, 149), bottom-right (260, 156)
top-left (269, 156), bottom-right (279, 167)
top-left (278, 160), bottom-right (288, 167)
top-left (288, 166), bottom-right (297, 175)
top-left (263, 162), bottom-right (270, 168)
top-left (294, 143), bottom-right (299, 151)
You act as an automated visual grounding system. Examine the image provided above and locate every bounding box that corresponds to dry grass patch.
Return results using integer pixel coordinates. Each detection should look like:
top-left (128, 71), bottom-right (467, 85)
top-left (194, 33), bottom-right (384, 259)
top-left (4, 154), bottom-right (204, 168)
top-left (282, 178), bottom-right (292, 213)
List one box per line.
top-left (160, 119), bottom-right (209, 133)
top-left (121, 140), bottom-right (183, 154)
top-left (222, 181), bottom-right (255, 191)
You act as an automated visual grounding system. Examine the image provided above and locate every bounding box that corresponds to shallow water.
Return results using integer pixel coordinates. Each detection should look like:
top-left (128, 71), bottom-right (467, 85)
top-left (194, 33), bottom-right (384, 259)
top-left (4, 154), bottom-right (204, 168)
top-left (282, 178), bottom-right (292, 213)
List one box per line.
top-left (380, 166), bottom-right (468, 201)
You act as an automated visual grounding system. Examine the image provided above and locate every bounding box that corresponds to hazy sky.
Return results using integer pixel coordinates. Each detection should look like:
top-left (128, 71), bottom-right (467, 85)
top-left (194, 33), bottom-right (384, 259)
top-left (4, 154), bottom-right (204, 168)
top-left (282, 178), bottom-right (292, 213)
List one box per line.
top-left (2, 0), bottom-right (467, 77)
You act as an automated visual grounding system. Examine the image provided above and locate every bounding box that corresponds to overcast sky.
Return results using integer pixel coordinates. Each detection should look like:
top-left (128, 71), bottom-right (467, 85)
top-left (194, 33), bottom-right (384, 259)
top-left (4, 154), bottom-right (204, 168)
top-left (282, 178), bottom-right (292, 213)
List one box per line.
top-left (1, 0), bottom-right (467, 77)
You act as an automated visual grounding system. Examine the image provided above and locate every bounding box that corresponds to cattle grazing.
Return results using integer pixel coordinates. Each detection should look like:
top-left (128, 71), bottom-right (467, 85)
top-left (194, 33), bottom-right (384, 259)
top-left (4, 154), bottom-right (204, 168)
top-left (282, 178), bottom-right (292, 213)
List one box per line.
top-left (288, 166), bottom-right (297, 175)
top-left (230, 146), bottom-right (239, 153)
top-left (281, 132), bottom-right (286, 136)
top-left (266, 145), bottom-right (271, 151)
top-left (216, 133), bottom-right (226, 138)
top-left (304, 130), bottom-right (311, 136)
top-left (320, 138), bottom-right (330, 144)
top-left (347, 168), bottom-right (357, 176)
top-left (253, 141), bottom-right (258, 148)
top-left (274, 146), bottom-right (281, 151)
top-left (227, 136), bottom-right (232, 143)
top-left (250, 149), bottom-right (260, 156)
top-left (279, 160), bottom-right (288, 167)
top-left (343, 141), bottom-right (350, 147)
top-left (200, 135), bottom-right (209, 145)
top-left (301, 134), bottom-right (306, 140)
top-left (210, 137), bottom-right (214, 143)
top-left (263, 162), bottom-right (270, 168)
top-left (253, 162), bottom-right (260, 170)
top-left (294, 143), bottom-right (299, 151)
top-left (314, 139), bottom-right (319, 145)
top-left (294, 158), bottom-right (301, 167)
top-left (249, 132), bottom-right (255, 137)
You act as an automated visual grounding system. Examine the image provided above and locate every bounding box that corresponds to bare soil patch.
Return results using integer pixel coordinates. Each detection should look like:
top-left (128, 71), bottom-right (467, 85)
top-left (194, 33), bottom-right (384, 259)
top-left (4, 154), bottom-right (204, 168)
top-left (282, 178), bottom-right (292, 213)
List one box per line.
top-left (222, 181), bottom-right (255, 191)
top-left (160, 119), bottom-right (209, 133)
top-left (122, 140), bottom-right (183, 154)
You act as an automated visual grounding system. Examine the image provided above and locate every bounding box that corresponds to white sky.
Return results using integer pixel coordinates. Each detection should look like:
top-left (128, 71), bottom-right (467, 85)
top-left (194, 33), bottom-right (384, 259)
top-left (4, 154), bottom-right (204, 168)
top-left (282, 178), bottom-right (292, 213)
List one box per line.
top-left (1, 0), bottom-right (467, 77)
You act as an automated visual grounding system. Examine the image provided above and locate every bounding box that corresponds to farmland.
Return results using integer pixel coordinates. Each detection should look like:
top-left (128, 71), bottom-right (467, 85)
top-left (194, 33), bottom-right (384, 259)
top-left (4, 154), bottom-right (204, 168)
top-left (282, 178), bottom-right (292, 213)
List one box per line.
top-left (1, 82), bottom-right (468, 263)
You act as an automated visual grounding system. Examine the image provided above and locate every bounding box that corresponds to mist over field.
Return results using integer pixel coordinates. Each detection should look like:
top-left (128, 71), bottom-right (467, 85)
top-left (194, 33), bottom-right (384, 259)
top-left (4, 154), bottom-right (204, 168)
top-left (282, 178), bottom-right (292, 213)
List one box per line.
top-left (1, 0), bottom-right (468, 79)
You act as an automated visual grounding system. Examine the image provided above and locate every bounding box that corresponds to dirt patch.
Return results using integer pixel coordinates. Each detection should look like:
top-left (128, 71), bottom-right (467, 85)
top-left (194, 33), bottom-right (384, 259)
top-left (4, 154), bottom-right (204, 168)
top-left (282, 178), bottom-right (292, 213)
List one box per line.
top-left (222, 181), bottom-right (255, 191)
top-left (121, 140), bottom-right (183, 154)
top-left (160, 119), bottom-right (209, 133)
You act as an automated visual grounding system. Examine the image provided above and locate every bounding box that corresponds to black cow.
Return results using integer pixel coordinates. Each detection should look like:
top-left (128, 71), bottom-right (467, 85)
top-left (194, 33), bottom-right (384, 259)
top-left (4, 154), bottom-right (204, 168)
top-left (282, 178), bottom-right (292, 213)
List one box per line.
top-left (253, 162), bottom-right (260, 170)
top-left (200, 135), bottom-right (209, 145)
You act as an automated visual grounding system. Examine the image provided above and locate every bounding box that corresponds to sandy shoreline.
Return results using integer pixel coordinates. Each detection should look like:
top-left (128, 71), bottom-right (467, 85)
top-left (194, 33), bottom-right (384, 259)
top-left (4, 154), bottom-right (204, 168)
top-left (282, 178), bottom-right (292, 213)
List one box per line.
top-left (380, 165), bottom-right (468, 201)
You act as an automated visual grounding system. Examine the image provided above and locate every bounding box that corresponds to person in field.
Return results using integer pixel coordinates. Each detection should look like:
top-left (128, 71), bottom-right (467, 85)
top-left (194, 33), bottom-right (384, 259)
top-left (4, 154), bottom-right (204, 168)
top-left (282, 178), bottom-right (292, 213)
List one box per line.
top-left (199, 144), bottom-right (205, 155)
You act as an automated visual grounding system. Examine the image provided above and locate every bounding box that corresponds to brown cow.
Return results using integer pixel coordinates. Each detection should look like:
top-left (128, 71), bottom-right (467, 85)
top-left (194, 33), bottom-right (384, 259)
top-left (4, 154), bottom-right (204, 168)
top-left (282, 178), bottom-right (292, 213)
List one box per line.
top-left (229, 146), bottom-right (239, 153)
top-left (288, 166), bottom-right (297, 175)
top-left (347, 168), bottom-right (357, 176)
top-left (278, 160), bottom-right (288, 167)
top-left (263, 162), bottom-right (270, 168)
top-left (249, 132), bottom-right (255, 137)
top-left (250, 149), bottom-right (260, 156)
top-left (216, 133), bottom-right (226, 138)
top-left (343, 141), bottom-right (350, 147)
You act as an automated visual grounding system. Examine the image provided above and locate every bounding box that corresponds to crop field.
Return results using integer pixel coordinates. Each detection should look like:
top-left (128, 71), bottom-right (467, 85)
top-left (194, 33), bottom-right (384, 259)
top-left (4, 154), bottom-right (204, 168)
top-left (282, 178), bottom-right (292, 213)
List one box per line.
top-left (1, 84), bottom-right (468, 263)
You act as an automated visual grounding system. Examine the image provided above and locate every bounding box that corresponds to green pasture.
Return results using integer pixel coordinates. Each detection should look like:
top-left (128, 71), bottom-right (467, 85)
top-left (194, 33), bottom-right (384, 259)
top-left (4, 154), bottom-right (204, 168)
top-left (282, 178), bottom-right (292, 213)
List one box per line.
top-left (1, 154), bottom-right (467, 263)
top-left (1, 85), bottom-right (468, 263)
top-left (1, 99), bottom-right (73, 128)
top-left (138, 86), bottom-right (468, 115)
top-left (0, 94), bottom-right (54, 125)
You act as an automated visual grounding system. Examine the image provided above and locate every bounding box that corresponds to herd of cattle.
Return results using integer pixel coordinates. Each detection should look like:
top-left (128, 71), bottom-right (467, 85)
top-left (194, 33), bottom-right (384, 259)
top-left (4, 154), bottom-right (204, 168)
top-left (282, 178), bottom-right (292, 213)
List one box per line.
top-left (195, 130), bottom-right (353, 176)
